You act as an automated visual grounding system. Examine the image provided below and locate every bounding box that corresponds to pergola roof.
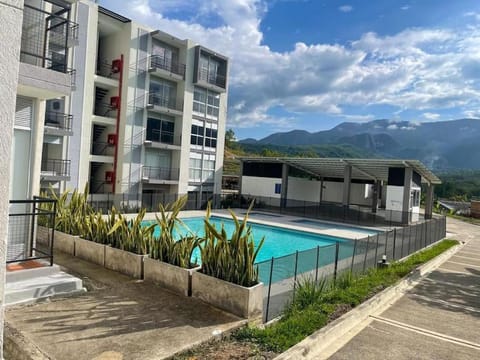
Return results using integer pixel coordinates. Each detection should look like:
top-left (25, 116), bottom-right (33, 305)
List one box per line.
top-left (240, 157), bottom-right (441, 185)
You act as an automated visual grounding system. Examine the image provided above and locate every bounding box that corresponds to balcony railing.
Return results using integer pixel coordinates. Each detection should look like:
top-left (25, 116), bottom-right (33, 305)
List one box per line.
top-left (96, 61), bottom-right (120, 79)
top-left (94, 103), bottom-right (118, 118)
top-left (145, 129), bottom-right (181, 146)
top-left (198, 68), bottom-right (226, 88)
top-left (91, 142), bottom-right (115, 156)
top-left (41, 159), bottom-right (71, 178)
top-left (147, 93), bottom-right (183, 112)
top-left (20, 2), bottom-right (77, 75)
top-left (45, 111), bottom-right (73, 131)
top-left (142, 166), bottom-right (179, 181)
top-left (149, 55), bottom-right (186, 78)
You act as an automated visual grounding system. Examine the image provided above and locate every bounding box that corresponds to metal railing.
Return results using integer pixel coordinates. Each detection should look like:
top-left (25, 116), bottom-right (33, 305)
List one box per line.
top-left (149, 55), bottom-right (186, 78)
top-left (147, 93), bottom-right (183, 112)
top-left (20, 2), bottom-right (77, 76)
top-left (91, 142), bottom-right (115, 156)
top-left (198, 68), bottom-right (226, 88)
top-left (45, 111), bottom-right (73, 131)
top-left (94, 102), bottom-right (118, 118)
top-left (145, 129), bottom-right (180, 146)
top-left (7, 197), bottom-right (56, 266)
top-left (260, 215), bottom-right (447, 322)
top-left (96, 61), bottom-right (120, 79)
top-left (41, 159), bottom-right (71, 177)
top-left (142, 166), bottom-right (180, 181)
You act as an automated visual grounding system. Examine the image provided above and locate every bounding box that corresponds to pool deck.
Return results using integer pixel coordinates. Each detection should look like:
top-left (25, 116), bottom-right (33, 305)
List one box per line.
top-left (5, 251), bottom-right (245, 360)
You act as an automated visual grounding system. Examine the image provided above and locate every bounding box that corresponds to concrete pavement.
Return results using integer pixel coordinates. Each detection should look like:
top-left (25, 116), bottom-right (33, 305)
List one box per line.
top-left (329, 217), bottom-right (480, 360)
top-left (5, 251), bottom-right (245, 360)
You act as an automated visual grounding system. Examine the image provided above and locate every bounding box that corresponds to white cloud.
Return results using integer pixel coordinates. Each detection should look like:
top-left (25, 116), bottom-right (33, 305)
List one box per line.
top-left (102, 0), bottom-right (480, 130)
top-left (401, 5), bottom-right (410, 11)
top-left (423, 112), bottom-right (440, 120)
top-left (338, 5), bottom-right (353, 13)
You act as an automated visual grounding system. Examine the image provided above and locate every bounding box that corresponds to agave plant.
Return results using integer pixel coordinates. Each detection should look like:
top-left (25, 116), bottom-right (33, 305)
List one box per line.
top-left (108, 207), bottom-right (155, 254)
top-left (148, 196), bottom-right (201, 268)
top-left (201, 201), bottom-right (264, 287)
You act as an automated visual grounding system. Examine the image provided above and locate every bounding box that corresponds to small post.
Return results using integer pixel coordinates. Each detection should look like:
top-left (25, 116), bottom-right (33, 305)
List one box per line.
top-left (374, 234), bottom-right (379, 264)
top-left (333, 242), bottom-right (340, 283)
top-left (400, 227), bottom-right (405, 258)
top-left (393, 228), bottom-right (397, 260)
top-left (293, 250), bottom-right (299, 299)
top-left (363, 236), bottom-right (370, 273)
top-left (384, 230), bottom-right (388, 256)
top-left (265, 257), bottom-right (274, 323)
top-left (350, 238), bottom-right (358, 273)
top-left (407, 224), bottom-right (412, 255)
top-left (315, 245), bottom-right (320, 283)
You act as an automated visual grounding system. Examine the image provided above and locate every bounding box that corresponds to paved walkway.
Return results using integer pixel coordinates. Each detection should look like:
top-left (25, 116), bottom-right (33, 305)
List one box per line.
top-left (329, 217), bottom-right (480, 360)
top-left (5, 252), bottom-right (244, 360)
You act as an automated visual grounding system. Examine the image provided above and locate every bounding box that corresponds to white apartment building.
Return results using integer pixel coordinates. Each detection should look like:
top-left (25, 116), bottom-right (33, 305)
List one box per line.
top-left (11, 0), bottom-right (229, 210)
top-left (68, 2), bottom-right (229, 208)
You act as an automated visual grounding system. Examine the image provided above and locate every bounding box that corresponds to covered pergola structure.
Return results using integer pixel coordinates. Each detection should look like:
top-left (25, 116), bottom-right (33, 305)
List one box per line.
top-left (239, 157), bottom-right (441, 224)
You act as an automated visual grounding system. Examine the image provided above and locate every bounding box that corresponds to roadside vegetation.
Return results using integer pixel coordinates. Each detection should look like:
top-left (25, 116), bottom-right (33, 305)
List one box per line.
top-left (174, 239), bottom-right (458, 359)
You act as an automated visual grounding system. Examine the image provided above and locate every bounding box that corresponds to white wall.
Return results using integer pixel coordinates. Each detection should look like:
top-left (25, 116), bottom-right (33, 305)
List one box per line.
top-left (287, 177), bottom-right (373, 206)
top-left (242, 176), bottom-right (281, 199)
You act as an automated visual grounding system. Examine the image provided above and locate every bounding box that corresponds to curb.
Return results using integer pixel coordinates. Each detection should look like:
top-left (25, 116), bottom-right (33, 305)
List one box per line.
top-left (274, 242), bottom-right (462, 360)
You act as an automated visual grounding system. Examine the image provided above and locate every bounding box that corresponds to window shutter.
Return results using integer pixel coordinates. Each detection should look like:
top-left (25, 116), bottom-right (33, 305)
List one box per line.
top-left (15, 96), bottom-right (33, 129)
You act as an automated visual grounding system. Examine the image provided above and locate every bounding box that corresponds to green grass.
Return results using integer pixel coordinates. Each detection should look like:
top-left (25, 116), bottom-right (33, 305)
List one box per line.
top-left (234, 239), bottom-right (459, 353)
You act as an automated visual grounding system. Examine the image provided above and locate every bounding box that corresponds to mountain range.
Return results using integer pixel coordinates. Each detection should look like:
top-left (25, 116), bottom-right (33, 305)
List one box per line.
top-left (240, 119), bottom-right (480, 170)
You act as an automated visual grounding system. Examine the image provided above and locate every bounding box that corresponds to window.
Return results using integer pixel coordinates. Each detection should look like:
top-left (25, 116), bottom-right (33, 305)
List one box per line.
top-left (193, 87), bottom-right (219, 120)
top-left (275, 183), bottom-right (282, 194)
top-left (189, 154), bottom-right (215, 183)
top-left (411, 189), bottom-right (420, 207)
top-left (190, 122), bottom-right (217, 149)
top-left (152, 41), bottom-right (179, 72)
top-left (146, 116), bottom-right (174, 144)
top-left (189, 157), bottom-right (202, 182)
top-left (149, 79), bottom-right (176, 109)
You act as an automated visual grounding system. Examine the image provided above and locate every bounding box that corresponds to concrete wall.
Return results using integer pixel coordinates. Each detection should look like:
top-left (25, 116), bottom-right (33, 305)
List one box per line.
top-left (242, 176), bottom-right (282, 199)
top-left (0, 0), bottom-right (24, 355)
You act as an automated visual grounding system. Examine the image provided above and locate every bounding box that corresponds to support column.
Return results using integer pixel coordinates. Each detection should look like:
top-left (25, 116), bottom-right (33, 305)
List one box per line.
top-left (371, 180), bottom-right (381, 213)
top-left (0, 0), bottom-right (24, 355)
top-left (424, 184), bottom-right (434, 220)
top-left (280, 163), bottom-right (289, 208)
top-left (402, 168), bottom-right (413, 224)
top-left (342, 165), bottom-right (352, 206)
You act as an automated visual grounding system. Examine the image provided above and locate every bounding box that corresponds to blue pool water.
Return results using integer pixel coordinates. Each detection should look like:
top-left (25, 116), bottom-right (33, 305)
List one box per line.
top-left (148, 216), bottom-right (345, 263)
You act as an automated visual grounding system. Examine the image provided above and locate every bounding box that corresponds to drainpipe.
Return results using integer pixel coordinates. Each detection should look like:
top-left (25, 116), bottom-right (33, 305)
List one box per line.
top-left (112, 54), bottom-right (124, 194)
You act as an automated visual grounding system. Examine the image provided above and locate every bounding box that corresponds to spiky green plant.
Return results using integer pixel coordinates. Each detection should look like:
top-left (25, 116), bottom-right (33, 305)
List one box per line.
top-left (148, 196), bottom-right (201, 268)
top-left (108, 208), bottom-right (155, 254)
top-left (201, 201), bottom-right (264, 287)
top-left (83, 207), bottom-right (119, 245)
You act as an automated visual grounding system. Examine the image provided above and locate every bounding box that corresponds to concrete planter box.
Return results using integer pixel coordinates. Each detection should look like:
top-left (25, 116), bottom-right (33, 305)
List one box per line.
top-left (36, 226), bottom-right (50, 246)
top-left (192, 271), bottom-right (263, 319)
top-left (105, 246), bottom-right (147, 279)
top-left (49, 230), bottom-right (76, 255)
top-left (74, 238), bottom-right (105, 266)
top-left (144, 258), bottom-right (200, 296)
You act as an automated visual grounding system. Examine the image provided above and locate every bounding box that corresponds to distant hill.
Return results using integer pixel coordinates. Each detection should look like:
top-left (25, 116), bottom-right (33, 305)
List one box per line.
top-left (239, 118), bottom-right (480, 170)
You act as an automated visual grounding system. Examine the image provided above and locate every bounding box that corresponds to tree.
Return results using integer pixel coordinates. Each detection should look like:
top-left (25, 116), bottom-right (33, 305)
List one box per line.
top-left (225, 128), bottom-right (237, 148)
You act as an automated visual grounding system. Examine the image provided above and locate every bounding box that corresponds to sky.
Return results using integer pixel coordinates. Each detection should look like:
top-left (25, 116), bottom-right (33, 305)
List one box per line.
top-left (100, 0), bottom-right (480, 140)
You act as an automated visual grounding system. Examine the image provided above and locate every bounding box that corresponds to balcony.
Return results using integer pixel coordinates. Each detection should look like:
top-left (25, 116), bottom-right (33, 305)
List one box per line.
top-left (40, 159), bottom-right (71, 181)
top-left (144, 129), bottom-right (181, 150)
top-left (146, 93), bottom-right (183, 117)
top-left (149, 55), bottom-right (185, 81)
top-left (44, 111), bottom-right (73, 136)
top-left (94, 103), bottom-right (118, 119)
top-left (91, 142), bottom-right (115, 157)
top-left (197, 68), bottom-right (227, 89)
top-left (142, 166), bottom-right (179, 184)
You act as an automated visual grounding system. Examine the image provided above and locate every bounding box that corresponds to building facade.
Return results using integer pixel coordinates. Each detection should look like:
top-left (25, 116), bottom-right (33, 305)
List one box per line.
top-left (68, 2), bottom-right (228, 208)
top-left (10, 0), bottom-right (229, 208)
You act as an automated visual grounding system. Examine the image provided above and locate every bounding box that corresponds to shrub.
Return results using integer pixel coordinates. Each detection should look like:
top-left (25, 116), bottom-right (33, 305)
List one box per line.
top-left (200, 201), bottom-right (264, 287)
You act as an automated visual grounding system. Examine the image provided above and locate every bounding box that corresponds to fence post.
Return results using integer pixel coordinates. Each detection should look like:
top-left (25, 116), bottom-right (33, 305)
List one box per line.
top-left (333, 242), bottom-right (340, 283)
top-left (393, 228), bottom-right (397, 260)
top-left (363, 236), bottom-right (370, 273)
top-left (384, 231), bottom-right (389, 256)
top-left (350, 239), bottom-right (358, 273)
top-left (265, 257), bottom-right (274, 323)
top-left (400, 227), bottom-right (405, 259)
top-left (293, 250), bottom-right (299, 299)
top-left (315, 245), bottom-right (320, 283)
top-left (374, 234), bottom-right (380, 264)
top-left (407, 224), bottom-right (412, 255)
